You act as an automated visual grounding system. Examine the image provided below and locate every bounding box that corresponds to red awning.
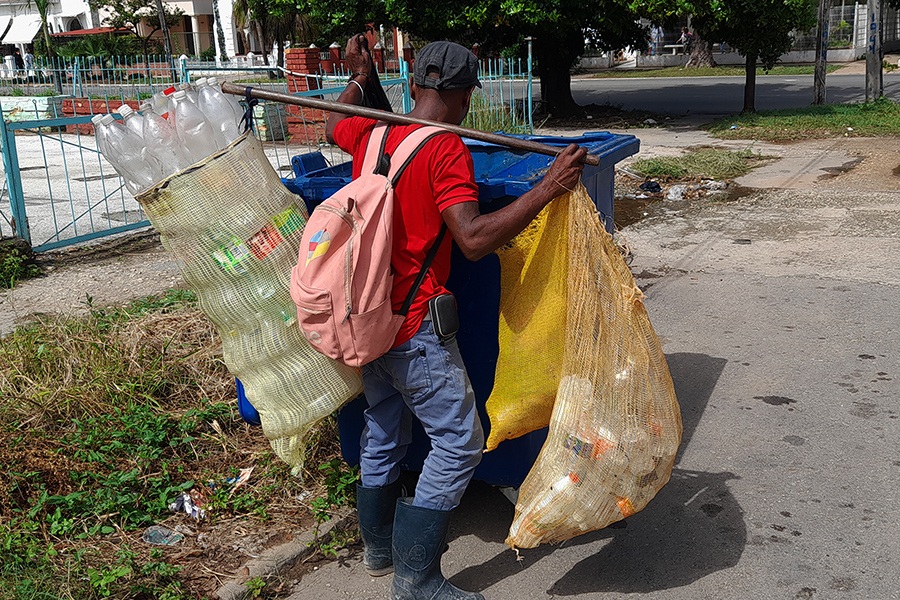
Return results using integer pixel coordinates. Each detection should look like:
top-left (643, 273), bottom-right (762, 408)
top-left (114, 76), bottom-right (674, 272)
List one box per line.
top-left (51, 27), bottom-right (129, 38)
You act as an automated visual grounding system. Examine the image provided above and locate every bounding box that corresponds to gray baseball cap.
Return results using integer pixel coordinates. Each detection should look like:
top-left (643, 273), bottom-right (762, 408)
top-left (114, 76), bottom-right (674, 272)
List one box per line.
top-left (413, 41), bottom-right (482, 90)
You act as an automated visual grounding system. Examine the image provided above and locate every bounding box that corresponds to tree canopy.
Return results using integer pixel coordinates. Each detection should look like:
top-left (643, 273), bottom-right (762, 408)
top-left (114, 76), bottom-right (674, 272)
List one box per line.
top-left (633, 0), bottom-right (817, 112)
top-left (90, 0), bottom-right (183, 58)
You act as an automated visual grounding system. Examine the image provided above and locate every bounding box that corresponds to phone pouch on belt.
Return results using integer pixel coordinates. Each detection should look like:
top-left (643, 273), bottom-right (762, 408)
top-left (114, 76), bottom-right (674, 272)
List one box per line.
top-left (429, 293), bottom-right (459, 344)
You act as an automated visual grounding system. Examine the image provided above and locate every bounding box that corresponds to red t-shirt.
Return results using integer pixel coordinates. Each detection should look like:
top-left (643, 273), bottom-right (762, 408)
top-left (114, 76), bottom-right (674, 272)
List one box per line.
top-left (332, 116), bottom-right (479, 347)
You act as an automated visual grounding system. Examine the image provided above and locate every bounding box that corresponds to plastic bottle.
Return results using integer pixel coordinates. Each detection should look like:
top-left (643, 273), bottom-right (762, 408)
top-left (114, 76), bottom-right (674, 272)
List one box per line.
top-left (116, 104), bottom-right (144, 141)
top-left (519, 472), bottom-right (582, 537)
top-left (179, 82), bottom-right (199, 104)
top-left (94, 113), bottom-right (158, 193)
top-left (207, 76), bottom-right (245, 122)
top-left (199, 78), bottom-right (242, 144)
top-left (171, 89), bottom-right (223, 161)
top-left (142, 109), bottom-right (192, 178)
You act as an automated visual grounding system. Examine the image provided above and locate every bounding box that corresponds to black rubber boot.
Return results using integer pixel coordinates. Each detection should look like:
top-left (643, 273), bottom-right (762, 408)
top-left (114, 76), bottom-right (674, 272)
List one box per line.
top-left (357, 482), bottom-right (402, 576)
top-left (391, 499), bottom-right (484, 600)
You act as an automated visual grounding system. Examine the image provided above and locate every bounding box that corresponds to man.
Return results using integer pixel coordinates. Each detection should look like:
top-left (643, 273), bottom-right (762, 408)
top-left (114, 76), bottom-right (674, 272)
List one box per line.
top-left (325, 35), bottom-right (585, 600)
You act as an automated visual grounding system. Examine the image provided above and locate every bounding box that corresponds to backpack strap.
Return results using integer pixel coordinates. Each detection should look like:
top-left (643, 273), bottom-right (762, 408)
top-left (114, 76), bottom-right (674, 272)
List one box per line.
top-left (387, 126), bottom-right (448, 186)
top-left (360, 122), bottom-right (390, 175)
top-left (390, 126), bottom-right (453, 317)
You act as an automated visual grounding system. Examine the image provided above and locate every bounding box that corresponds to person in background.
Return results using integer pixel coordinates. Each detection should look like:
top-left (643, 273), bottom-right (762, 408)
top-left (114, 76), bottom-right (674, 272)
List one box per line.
top-left (325, 34), bottom-right (585, 600)
top-left (678, 27), bottom-right (694, 55)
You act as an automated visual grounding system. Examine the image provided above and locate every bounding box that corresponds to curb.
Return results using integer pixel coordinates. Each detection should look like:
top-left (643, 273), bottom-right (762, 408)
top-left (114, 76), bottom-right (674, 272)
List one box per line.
top-left (214, 510), bottom-right (358, 600)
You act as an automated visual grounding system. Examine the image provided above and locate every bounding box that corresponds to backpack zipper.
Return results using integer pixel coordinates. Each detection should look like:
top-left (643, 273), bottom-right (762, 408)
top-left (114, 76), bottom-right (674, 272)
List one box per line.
top-left (318, 203), bottom-right (358, 321)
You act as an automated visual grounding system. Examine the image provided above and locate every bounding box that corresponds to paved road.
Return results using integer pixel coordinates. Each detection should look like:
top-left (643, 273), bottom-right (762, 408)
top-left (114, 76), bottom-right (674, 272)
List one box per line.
top-left (283, 133), bottom-right (900, 600)
top-left (571, 73), bottom-right (900, 115)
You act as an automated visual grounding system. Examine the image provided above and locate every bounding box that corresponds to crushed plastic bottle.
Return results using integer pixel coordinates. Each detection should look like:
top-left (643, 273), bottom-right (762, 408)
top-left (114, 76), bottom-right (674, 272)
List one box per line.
top-left (516, 472), bottom-right (582, 538)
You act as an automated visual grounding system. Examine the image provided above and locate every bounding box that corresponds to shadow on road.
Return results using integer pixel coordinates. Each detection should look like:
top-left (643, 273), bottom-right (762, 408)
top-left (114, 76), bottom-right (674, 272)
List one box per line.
top-left (448, 352), bottom-right (746, 595)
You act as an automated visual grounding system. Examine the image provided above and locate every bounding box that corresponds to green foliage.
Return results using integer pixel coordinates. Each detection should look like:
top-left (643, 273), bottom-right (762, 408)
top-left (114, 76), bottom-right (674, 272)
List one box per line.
top-left (632, 0), bottom-right (817, 69)
top-left (462, 89), bottom-right (527, 133)
top-left (0, 246), bottom-right (41, 288)
top-left (90, 0), bottom-right (184, 56)
top-left (630, 147), bottom-right (765, 180)
top-left (708, 97), bottom-right (900, 142)
top-left (54, 33), bottom-right (144, 59)
top-left (245, 576), bottom-right (266, 597)
top-left (309, 459), bottom-right (358, 524)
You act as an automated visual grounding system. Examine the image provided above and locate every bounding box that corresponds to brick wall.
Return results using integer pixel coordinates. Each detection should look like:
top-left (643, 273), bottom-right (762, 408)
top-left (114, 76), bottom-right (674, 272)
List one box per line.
top-left (61, 98), bottom-right (141, 135)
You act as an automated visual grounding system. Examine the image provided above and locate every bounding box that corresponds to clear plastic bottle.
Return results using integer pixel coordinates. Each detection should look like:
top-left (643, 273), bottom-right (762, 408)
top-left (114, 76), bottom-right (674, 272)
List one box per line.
top-left (94, 113), bottom-right (158, 193)
top-left (179, 82), bottom-right (199, 104)
top-left (207, 77), bottom-right (245, 121)
top-left (519, 472), bottom-right (582, 537)
top-left (143, 109), bottom-right (192, 178)
top-left (171, 89), bottom-right (224, 161)
top-left (199, 78), bottom-right (242, 144)
top-left (116, 104), bottom-right (144, 141)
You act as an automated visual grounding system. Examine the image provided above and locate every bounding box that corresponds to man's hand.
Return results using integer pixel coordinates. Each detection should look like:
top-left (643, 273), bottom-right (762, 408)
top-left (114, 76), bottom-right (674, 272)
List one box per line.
top-left (346, 34), bottom-right (374, 76)
top-left (541, 143), bottom-right (587, 198)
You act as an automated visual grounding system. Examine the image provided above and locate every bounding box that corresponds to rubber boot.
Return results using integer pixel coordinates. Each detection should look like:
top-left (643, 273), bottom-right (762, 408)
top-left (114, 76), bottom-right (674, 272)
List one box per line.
top-left (391, 499), bottom-right (484, 600)
top-left (357, 482), bottom-right (402, 576)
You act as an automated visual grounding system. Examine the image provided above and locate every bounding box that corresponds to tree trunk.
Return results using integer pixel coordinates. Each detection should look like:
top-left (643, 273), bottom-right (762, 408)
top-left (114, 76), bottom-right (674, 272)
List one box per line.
top-left (212, 0), bottom-right (229, 63)
top-left (743, 54), bottom-right (758, 113)
top-left (533, 31), bottom-right (582, 116)
top-left (686, 34), bottom-right (716, 68)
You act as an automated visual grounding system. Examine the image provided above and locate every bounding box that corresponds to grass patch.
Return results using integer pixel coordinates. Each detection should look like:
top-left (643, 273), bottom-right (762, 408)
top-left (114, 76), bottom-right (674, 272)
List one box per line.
top-left (707, 97), bottom-right (900, 141)
top-left (463, 88), bottom-right (529, 133)
top-left (591, 64), bottom-right (842, 78)
top-left (629, 147), bottom-right (767, 181)
top-left (0, 289), bottom-right (355, 599)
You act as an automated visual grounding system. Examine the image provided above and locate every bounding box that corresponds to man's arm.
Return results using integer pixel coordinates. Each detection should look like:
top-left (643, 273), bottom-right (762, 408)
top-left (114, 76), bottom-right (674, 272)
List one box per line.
top-left (442, 144), bottom-right (587, 261)
top-left (325, 34), bottom-right (384, 144)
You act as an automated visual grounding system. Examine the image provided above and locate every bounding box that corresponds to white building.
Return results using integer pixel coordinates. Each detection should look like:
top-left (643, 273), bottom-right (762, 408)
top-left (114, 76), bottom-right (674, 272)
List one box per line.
top-left (0, 0), bottom-right (244, 60)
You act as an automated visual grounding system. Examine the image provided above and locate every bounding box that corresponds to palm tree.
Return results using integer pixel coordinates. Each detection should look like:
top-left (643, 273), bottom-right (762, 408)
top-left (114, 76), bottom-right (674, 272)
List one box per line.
top-left (28, 0), bottom-right (60, 92)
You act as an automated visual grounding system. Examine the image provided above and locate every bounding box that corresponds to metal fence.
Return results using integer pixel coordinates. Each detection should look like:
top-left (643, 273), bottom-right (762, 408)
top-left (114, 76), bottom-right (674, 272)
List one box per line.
top-left (0, 74), bottom-right (409, 252)
top-left (1, 50), bottom-right (533, 252)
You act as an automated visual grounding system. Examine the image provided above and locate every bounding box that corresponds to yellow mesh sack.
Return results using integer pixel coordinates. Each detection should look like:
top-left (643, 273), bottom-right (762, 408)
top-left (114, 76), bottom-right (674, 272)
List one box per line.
top-left (484, 197), bottom-right (568, 451)
top-left (137, 132), bottom-right (363, 474)
top-left (506, 185), bottom-right (682, 549)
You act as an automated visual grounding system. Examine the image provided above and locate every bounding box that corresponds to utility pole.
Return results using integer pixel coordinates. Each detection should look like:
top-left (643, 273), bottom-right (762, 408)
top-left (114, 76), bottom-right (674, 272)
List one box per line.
top-left (866, 0), bottom-right (883, 101)
top-left (813, 0), bottom-right (829, 105)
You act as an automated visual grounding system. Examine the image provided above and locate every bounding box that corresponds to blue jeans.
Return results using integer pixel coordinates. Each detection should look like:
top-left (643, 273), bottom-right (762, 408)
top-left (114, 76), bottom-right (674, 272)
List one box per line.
top-left (360, 320), bottom-right (484, 511)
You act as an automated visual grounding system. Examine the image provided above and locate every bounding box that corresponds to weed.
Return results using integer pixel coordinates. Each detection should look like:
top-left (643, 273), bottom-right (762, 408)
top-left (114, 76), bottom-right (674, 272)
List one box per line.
top-left (246, 576), bottom-right (266, 597)
top-left (317, 526), bottom-right (359, 558)
top-left (463, 89), bottom-right (529, 133)
top-left (0, 244), bottom-right (41, 288)
top-left (629, 147), bottom-right (765, 181)
top-left (309, 459), bottom-right (358, 524)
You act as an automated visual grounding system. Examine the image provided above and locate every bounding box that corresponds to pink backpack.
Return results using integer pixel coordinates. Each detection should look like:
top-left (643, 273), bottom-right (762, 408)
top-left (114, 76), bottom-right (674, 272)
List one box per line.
top-left (290, 123), bottom-right (447, 367)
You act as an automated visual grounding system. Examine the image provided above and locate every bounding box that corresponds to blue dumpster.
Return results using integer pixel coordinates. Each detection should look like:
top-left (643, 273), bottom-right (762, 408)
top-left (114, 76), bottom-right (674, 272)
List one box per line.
top-left (284, 132), bottom-right (640, 487)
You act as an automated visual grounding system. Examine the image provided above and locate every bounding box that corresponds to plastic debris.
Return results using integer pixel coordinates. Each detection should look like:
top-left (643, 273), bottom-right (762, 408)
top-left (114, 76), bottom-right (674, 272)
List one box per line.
top-left (169, 490), bottom-right (207, 521)
top-left (223, 467), bottom-right (254, 498)
top-left (666, 185), bottom-right (687, 201)
top-left (729, 124), bottom-right (739, 130)
top-left (643, 118), bottom-right (658, 125)
top-left (639, 181), bottom-right (662, 193)
top-left (142, 525), bottom-right (185, 546)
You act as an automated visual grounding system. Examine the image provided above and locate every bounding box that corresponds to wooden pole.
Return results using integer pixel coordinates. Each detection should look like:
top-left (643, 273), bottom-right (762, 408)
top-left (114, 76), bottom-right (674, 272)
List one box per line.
top-left (221, 82), bottom-right (602, 167)
top-left (814, 0), bottom-right (829, 105)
